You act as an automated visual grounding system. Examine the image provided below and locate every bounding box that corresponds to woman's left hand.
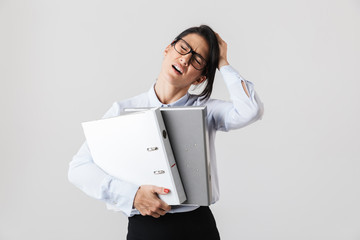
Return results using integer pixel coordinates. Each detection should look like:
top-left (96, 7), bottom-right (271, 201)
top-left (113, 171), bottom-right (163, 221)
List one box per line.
top-left (216, 33), bottom-right (229, 69)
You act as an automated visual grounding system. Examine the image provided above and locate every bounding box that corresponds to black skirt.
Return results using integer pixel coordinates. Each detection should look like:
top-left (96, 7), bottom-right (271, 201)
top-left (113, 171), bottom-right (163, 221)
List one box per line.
top-left (127, 206), bottom-right (220, 240)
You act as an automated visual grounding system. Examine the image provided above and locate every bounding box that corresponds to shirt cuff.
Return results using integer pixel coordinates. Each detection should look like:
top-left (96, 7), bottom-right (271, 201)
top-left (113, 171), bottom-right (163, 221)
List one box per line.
top-left (104, 176), bottom-right (140, 217)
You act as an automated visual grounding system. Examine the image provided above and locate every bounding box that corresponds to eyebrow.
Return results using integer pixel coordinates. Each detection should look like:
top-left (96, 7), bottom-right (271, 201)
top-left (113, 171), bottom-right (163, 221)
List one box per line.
top-left (181, 39), bottom-right (207, 62)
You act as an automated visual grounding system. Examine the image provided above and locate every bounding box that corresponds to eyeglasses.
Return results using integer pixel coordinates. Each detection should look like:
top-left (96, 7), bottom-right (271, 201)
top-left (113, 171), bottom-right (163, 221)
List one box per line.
top-left (172, 38), bottom-right (207, 70)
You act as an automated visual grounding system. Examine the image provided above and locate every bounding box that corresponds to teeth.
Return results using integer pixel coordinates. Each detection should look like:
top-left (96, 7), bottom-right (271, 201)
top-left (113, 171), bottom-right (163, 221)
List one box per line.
top-left (173, 65), bottom-right (182, 74)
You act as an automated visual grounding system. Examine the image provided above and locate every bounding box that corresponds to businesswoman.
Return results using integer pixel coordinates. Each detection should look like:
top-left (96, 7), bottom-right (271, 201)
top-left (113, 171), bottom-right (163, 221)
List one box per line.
top-left (68, 25), bottom-right (263, 240)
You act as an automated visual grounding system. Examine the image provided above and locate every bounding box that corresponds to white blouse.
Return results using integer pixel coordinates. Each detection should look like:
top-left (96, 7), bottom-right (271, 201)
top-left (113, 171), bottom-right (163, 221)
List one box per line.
top-left (68, 65), bottom-right (264, 216)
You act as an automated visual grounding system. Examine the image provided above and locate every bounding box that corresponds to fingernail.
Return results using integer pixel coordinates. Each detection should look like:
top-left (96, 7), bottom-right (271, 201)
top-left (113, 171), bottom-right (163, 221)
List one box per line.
top-left (164, 188), bottom-right (169, 193)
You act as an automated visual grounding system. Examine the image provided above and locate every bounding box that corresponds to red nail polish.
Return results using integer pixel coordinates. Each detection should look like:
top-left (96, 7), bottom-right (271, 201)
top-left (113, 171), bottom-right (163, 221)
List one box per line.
top-left (164, 188), bottom-right (169, 193)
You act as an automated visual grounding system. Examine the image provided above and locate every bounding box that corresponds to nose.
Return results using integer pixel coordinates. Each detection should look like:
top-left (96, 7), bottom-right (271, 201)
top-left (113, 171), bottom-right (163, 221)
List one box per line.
top-left (179, 53), bottom-right (192, 66)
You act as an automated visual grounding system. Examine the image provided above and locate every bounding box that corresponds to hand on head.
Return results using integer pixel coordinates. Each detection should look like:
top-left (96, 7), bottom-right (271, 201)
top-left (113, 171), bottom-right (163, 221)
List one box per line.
top-left (133, 185), bottom-right (171, 218)
top-left (215, 33), bottom-right (229, 69)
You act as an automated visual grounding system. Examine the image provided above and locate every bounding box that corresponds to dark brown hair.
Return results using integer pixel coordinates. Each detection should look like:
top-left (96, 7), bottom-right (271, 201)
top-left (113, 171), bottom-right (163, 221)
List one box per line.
top-left (173, 25), bottom-right (220, 100)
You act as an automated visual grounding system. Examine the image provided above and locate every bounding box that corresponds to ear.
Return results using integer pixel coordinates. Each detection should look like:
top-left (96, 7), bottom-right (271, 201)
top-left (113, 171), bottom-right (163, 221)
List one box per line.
top-left (193, 75), bottom-right (207, 85)
top-left (164, 44), bottom-right (171, 56)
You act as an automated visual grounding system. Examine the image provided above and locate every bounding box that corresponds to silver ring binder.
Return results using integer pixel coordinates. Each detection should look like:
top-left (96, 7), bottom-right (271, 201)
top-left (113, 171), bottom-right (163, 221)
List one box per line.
top-left (146, 147), bottom-right (158, 152)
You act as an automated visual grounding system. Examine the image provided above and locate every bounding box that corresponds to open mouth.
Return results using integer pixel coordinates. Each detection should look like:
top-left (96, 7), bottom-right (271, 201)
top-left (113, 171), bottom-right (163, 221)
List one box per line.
top-left (172, 65), bottom-right (183, 74)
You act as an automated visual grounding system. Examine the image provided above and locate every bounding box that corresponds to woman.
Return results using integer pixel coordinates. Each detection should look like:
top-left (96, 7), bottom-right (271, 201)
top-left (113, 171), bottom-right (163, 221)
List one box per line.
top-left (68, 25), bottom-right (263, 240)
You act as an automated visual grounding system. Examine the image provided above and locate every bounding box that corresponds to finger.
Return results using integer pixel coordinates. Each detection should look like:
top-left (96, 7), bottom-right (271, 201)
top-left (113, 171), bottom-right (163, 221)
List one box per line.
top-left (153, 186), bottom-right (170, 195)
top-left (215, 32), bottom-right (224, 42)
top-left (157, 208), bottom-right (167, 216)
top-left (151, 212), bottom-right (161, 218)
top-left (139, 202), bottom-right (168, 216)
top-left (153, 197), bottom-right (171, 212)
top-left (150, 204), bottom-right (168, 216)
top-left (151, 186), bottom-right (171, 211)
top-left (159, 200), bottom-right (171, 212)
top-left (139, 209), bottom-right (148, 216)
top-left (143, 209), bottom-right (160, 218)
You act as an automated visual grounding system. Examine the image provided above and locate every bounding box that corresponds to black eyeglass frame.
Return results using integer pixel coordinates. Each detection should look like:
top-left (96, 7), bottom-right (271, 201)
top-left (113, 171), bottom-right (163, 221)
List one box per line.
top-left (171, 38), bottom-right (208, 71)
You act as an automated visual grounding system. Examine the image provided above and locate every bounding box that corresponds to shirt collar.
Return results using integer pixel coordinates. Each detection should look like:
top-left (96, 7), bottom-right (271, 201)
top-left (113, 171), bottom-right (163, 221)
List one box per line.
top-left (148, 82), bottom-right (190, 107)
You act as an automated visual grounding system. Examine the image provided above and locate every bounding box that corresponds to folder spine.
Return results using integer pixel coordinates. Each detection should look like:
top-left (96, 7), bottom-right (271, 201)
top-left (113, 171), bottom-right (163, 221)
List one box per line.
top-left (202, 108), bottom-right (212, 205)
top-left (152, 108), bottom-right (187, 204)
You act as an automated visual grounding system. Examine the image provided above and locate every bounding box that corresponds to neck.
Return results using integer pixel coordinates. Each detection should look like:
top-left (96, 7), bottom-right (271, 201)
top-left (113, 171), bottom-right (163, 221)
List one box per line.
top-left (154, 75), bottom-right (190, 105)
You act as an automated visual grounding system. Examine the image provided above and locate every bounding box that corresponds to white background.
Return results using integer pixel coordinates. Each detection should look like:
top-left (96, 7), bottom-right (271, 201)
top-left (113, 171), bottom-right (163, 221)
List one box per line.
top-left (1, 0), bottom-right (360, 239)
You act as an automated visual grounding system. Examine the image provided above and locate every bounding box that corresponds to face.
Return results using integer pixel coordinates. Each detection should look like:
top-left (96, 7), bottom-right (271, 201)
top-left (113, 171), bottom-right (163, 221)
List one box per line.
top-left (160, 33), bottom-right (209, 90)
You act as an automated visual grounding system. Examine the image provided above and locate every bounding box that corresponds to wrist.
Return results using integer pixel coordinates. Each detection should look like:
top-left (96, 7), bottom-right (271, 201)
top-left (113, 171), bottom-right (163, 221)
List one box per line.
top-left (132, 186), bottom-right (141, 208)
top-left (218, 59), bottom-right (229, 69)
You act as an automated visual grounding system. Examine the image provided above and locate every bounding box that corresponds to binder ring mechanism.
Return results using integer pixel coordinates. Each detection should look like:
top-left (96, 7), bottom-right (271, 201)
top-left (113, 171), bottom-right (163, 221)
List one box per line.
top-left (154, 170), bottom-right (165, 175)
top-left (147, 147), bottom-right (158, 152)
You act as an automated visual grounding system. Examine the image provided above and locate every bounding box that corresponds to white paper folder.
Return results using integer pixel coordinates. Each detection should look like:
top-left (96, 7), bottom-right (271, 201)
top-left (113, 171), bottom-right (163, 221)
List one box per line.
top-left (81, 108), bottom-right (186, 205)
top-left (125, 107), bottom-right (212, 206)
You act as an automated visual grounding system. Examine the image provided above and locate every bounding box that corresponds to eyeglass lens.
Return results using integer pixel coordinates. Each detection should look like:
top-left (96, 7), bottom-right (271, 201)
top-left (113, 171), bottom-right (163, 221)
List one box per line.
top-left (174, 40), bottom-right (206, 70)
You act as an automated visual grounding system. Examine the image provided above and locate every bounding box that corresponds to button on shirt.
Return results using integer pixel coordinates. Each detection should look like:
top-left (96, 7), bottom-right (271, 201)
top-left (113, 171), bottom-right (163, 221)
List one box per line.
top-left (68, 65), bottom-right (264, 217)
